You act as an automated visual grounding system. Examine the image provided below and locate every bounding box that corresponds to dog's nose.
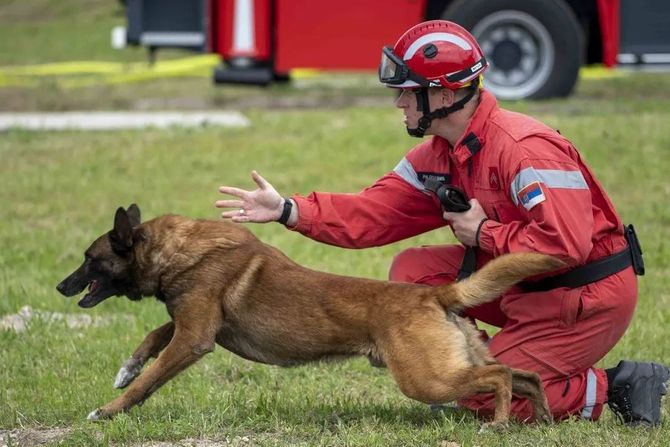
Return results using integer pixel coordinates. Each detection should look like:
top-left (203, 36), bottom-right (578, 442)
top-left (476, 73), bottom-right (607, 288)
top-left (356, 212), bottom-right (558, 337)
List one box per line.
top-left (56, 282), bottom-right (67, 295)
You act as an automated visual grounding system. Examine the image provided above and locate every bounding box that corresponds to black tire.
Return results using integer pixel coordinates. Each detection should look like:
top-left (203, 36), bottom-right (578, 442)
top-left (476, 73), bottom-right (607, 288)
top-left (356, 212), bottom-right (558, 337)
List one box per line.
top-left (442, 0), bottom-right (583, 100)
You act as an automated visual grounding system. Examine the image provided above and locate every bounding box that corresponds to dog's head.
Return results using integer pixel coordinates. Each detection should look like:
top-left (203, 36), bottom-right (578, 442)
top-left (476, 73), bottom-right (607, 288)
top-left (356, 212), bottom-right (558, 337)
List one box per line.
top-left (56, 204), bottom-right (144, 308)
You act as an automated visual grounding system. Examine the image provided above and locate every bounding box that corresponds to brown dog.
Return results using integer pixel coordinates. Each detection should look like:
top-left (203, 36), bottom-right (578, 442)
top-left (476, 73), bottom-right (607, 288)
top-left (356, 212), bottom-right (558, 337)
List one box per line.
top-left (56, 204), bottom-right (563, 428)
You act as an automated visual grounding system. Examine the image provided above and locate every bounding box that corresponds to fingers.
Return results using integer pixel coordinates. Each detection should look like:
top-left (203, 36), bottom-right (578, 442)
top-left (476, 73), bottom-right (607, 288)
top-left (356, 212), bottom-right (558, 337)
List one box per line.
top-left (251, 170), bottom-right (269, 190)
top-left (218, 185), bottom-right (250, 199)
top-left (220, 209), bottom-right (251, 222)
top-left (214, 199), bottom-right (244, 209)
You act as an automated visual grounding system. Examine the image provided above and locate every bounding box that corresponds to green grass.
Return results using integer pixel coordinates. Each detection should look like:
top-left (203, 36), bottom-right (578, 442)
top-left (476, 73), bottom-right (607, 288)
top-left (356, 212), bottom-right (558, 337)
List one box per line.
top-left (1, 1), bottom-right (670, 445)
top-left (1, 82), bottom-right (670, 446)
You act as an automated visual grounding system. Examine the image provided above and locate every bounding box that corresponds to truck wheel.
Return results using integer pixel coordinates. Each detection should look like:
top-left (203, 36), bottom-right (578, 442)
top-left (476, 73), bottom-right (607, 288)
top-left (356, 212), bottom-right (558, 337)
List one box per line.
top-left (441, 0), bottom-right (583, 100)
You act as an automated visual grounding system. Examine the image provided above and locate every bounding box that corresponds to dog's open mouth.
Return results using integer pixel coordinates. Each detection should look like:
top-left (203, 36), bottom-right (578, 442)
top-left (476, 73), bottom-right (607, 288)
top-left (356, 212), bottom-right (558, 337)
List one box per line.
top-left (78, 280), bottom-right (112, 308)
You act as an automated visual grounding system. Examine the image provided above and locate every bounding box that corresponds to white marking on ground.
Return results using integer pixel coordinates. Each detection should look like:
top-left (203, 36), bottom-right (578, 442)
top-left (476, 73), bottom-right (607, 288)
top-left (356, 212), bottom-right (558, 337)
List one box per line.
top-left (0, 305), bottom-right (134, 333)
top-left (0, 111), bottom-right (250, 131)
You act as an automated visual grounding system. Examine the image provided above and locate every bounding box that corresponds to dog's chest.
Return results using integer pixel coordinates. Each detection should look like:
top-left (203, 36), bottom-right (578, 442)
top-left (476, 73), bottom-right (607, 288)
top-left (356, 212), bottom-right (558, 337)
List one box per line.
top-left (215, 322), bottom-right (296, 366)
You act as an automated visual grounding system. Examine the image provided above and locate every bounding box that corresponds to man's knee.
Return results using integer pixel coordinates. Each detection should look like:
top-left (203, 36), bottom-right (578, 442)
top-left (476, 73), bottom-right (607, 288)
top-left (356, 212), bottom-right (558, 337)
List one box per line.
top-left (388, 245), bottom-right (463, 283)
top-left (388, 247), bottom-right (424, 282)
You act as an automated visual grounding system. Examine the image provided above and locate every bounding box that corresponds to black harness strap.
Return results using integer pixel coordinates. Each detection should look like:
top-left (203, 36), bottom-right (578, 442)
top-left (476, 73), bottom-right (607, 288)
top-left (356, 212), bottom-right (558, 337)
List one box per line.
top-left (457, 246), bottom-right (477, 281)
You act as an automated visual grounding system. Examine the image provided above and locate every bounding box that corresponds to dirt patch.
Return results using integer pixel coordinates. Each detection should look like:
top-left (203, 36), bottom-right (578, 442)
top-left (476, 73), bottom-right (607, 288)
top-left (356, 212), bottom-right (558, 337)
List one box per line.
top-left (0, 430), bottom-right (258, 447)
top-left (0, 77), bottom-right (394, 113)
top-left (135, 438), bottom-right (236, 447)
top-left (0, 427), bottom-right (72, 447)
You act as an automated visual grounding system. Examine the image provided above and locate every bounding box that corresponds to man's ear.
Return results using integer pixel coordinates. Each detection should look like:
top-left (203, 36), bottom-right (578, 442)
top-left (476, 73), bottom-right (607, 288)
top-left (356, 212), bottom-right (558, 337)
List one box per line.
top-left (440, 88), bottom-right (456, 106)
top-left (126, 204), bottom-right (141, 227)
top-left (111, 207), bottom-right (134, 251)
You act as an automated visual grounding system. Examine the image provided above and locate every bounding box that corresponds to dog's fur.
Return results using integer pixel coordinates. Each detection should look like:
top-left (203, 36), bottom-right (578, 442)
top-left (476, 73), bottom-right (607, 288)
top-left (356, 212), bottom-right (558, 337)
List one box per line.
top-left (57, 205), bottom-right (564, 428)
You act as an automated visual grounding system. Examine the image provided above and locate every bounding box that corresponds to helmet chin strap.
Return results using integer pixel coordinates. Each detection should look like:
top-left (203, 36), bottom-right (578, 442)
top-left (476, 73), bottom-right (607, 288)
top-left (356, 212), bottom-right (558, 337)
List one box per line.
top-left (406, 79), bottom-right (479, 138)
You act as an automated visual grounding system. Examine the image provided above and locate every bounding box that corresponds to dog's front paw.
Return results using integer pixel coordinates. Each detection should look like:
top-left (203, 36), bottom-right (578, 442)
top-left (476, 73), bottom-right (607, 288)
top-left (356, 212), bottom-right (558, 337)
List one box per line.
top-left (114, 357), bottom-right (142, 389)
top-left (87, 409), bottom-right (105, 421)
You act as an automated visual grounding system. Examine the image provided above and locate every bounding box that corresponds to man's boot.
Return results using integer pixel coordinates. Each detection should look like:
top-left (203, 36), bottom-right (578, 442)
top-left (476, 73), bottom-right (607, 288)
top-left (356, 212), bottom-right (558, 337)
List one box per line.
top-left (606, 360), bottom-right (669, 426)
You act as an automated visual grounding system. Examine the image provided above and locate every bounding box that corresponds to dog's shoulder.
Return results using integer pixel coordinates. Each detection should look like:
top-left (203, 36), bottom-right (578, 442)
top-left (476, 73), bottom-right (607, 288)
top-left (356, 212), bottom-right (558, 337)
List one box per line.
top-left (143, 214), bottom-right (264, 256)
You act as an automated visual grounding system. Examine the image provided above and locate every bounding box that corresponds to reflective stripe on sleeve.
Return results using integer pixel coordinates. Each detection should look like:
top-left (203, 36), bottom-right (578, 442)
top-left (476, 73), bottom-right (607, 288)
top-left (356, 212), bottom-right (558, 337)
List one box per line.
top-left (393, 157), bottom-right (425, 191)
top-left (581, 368), bottom-right (598, 419)
top-left (511, 167), bottom-right (588, 205)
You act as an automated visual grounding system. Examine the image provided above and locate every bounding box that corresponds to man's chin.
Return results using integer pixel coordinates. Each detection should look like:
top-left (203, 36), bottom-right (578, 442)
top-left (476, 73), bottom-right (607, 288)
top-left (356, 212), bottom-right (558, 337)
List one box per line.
top-left (406, 126), bottom-right (425, 138)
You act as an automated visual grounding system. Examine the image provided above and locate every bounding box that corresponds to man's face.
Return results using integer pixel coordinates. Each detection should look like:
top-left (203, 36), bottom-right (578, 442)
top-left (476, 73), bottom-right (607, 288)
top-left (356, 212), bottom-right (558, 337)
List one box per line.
top-left (394, 88), bottom-right (422, 129)
top-left (394, 88), bottom-right (451, 135)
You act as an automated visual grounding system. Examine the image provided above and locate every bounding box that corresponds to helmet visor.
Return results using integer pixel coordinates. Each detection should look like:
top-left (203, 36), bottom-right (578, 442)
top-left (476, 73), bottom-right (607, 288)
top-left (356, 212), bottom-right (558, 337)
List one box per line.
top-left (379, 46), bottom-right (431, 87)
top-left (379, 46), bottom-right (406, 84)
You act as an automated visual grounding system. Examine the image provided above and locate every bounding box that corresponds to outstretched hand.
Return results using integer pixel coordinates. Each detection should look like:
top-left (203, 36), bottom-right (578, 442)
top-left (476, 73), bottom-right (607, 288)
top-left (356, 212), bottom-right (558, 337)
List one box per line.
top-left (215, 171), bottom-right (284, 223)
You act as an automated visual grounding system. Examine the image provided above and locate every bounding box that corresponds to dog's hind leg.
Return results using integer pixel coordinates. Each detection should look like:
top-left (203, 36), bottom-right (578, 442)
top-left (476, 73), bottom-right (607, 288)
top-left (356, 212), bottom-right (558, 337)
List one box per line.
top-left (390, 361), bottom-right (514, 429)
top-left (510, 368), bottom-right (552, 423)
top-left (89, 300), bottom-right (220, 420)
top-left (114, 321), bottom-right (175, 389)
top-left (382, 314), bottom-right (514, 430)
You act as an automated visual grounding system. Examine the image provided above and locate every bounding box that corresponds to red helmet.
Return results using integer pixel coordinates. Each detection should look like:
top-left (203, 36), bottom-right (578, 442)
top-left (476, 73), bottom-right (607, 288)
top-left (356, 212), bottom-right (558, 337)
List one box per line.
top-left (379, 20), bottom-right (488, 89)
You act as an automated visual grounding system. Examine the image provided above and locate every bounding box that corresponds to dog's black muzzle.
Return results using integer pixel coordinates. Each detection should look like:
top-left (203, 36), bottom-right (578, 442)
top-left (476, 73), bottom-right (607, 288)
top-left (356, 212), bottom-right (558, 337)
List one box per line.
top-left (56, 266), bottom-right (88, 297)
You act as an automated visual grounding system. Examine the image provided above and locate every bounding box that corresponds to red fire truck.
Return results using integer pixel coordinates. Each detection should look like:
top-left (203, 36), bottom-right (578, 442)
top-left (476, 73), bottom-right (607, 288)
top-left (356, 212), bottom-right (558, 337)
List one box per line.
top-left (118, 0), bottom-right (670, 100)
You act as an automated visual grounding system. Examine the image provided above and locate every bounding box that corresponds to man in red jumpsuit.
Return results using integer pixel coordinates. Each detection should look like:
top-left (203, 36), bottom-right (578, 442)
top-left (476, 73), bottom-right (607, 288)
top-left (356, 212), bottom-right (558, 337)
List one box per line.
top-left (216, 20), bottom-right (668, 425)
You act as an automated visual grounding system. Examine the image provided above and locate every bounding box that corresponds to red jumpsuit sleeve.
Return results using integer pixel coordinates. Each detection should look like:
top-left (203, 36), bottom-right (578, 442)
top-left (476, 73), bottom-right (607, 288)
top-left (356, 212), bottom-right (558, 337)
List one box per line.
top-left (478, 138), bottom-right (594, 265)
top-left (289, 172), bottom-right (447, 248)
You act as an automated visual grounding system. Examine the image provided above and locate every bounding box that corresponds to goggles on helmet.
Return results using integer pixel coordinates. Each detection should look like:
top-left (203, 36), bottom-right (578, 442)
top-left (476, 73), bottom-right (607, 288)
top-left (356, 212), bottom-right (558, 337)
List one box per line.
top-left (379, 46), bottom-right (432, 87)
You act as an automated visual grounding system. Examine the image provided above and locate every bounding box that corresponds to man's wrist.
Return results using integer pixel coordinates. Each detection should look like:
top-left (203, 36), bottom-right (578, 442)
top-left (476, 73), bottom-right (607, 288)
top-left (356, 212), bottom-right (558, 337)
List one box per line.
top-left (276, 198), bottom-right (293, 225)
top-left (475, 218), bottom-right (490, 247)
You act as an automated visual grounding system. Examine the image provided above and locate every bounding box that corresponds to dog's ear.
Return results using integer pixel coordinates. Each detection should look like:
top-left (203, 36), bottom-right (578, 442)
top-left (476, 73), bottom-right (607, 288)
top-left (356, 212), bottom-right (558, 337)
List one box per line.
top-left (126, 204), bottom-right (141, 227)
top-left (111, 207), bottom-right (134, 251)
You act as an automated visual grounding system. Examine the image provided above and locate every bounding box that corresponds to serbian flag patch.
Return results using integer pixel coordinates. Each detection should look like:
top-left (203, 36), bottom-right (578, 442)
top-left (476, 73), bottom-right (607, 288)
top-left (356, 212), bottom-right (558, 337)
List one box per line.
top-left (517, 181), bottom-right (546, 210)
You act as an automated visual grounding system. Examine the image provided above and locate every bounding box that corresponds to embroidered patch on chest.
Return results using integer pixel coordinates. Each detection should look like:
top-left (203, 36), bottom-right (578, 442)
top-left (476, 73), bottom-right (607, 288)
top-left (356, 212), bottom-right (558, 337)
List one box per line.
top-left (517, 181), bottom-right (546, 210)
top-left (417, 172), bottom-right (450, 184)
top-left (488, 167), bottom-right (500, 190)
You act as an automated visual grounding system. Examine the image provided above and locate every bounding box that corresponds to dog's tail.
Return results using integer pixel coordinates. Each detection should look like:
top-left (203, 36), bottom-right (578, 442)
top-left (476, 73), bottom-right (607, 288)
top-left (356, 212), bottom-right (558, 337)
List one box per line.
top-left (439, 252), bottom-right (565, 310)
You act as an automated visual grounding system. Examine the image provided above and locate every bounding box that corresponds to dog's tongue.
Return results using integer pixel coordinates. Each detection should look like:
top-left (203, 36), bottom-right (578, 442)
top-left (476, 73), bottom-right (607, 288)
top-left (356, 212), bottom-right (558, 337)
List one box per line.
top-left (88, 280), bottom-right (99, 293)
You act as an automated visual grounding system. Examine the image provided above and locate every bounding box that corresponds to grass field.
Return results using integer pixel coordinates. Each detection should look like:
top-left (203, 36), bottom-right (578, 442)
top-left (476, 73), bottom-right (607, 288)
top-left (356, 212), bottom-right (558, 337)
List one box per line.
top-left (2, 1), bottom-right (670, 446)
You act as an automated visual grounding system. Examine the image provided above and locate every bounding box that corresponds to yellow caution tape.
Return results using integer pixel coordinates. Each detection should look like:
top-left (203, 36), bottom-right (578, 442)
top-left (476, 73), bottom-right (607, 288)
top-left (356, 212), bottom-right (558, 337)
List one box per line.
top-left (0, 55), bottom-right (220, 87)
top-left (0, 61), bottom-right (125, 76)
top-left (580, 65), bottom-right (628, 79)
top-left (290, 68), bottom-right (322, 79)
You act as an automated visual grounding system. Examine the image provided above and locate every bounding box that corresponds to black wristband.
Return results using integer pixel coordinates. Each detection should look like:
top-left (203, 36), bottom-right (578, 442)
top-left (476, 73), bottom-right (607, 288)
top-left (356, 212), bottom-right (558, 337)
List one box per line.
top-left (277, 198), bottom-right (293, 225)
top-left (475, 218), bottom-right (490, 247)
